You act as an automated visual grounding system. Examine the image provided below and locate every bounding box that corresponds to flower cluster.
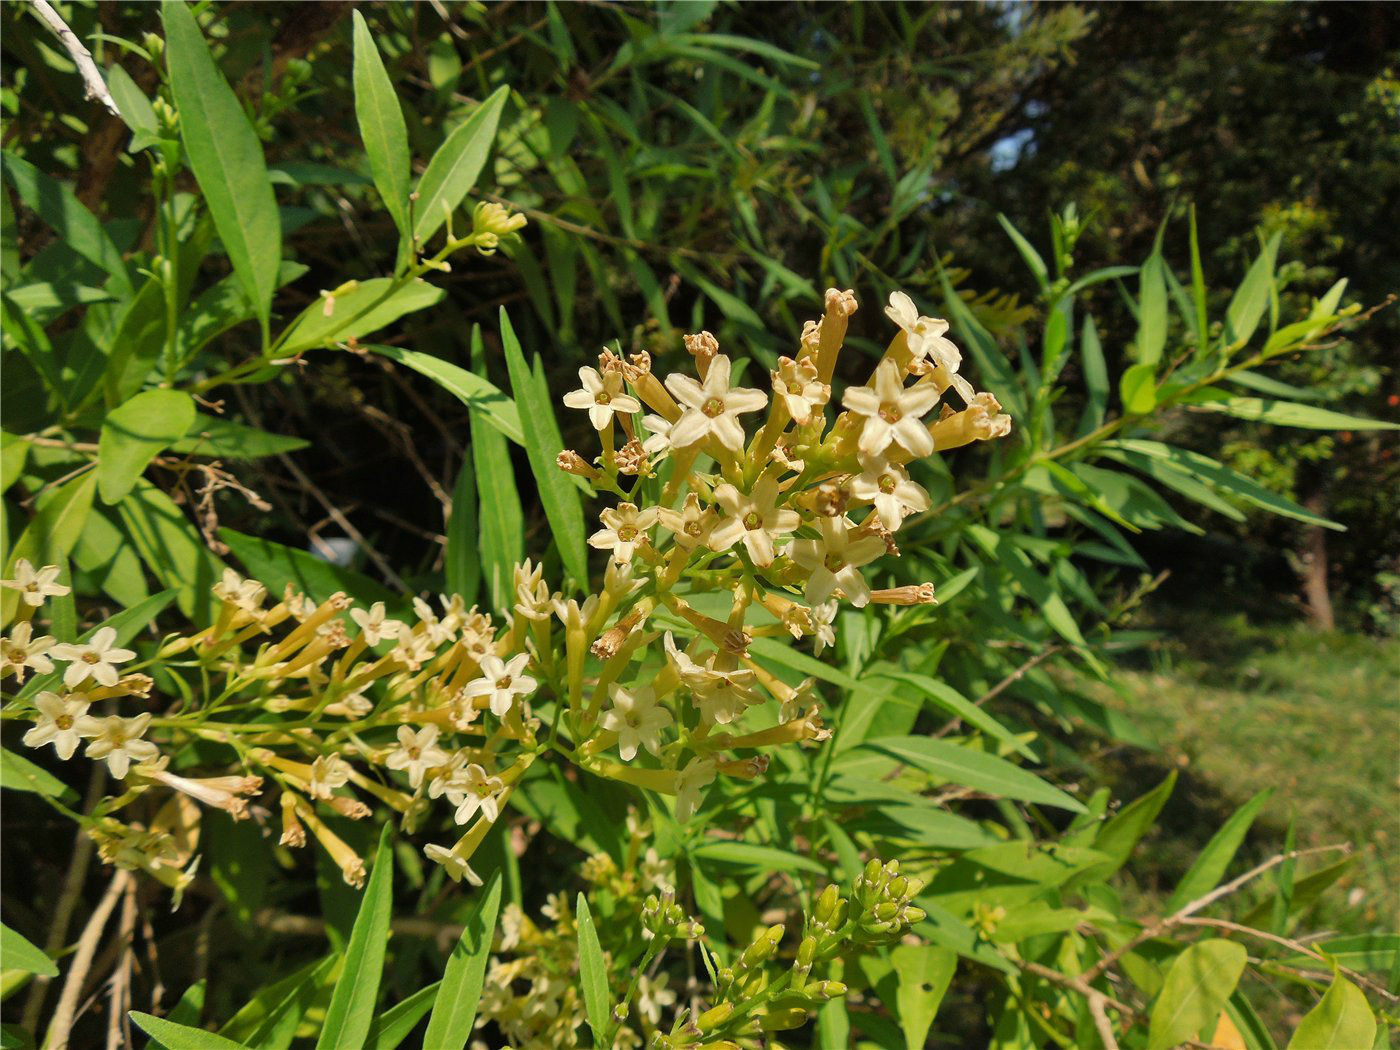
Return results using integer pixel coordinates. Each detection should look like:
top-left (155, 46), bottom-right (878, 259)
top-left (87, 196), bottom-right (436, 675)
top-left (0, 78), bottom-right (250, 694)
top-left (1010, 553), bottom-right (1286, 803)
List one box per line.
top-left (1, 286), bottom-right (1008, 906)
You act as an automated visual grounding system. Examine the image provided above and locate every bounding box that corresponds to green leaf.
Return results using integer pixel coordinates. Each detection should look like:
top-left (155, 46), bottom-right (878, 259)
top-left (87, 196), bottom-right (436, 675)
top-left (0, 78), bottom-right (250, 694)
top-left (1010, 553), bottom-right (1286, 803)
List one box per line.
top-left (106, 63), bottom-right (160, 147)
top-left (1077, 314), bottom-right (1109, 435)
top-left (691, 840), bottom-right (828, 876)
top-left (1, 924), bottom-right (56, 978)
top-left (1136, 252), bottom-right (1168, 365)
top-left (1120, 361), bottom-right (1158, 414)
top-left (575, 894), bottom-right (609, 1048)
top-left (423, 873), bottom-right (503, 1050)
top-left (367, 344), bottom-right (523, 446)
top-left (1103, 439), bottom-right (1345, 531)
top-left (1166, 789), bottom-right (1271, 913)
top-left (0, 748), bottom-right (77, 801)
top-left (0, 152), bottom-right (131, 297)
top-left (219, 528), bottom-right (396, 609)
top-left (316, 825), bottom-right (394, 1050)
top-left (873, 671), bottom-right (1032, 758)
top-left (1193, 396), bottom-right (1398, 431)
top-left (129, 1014), bottom-right (247, 1050)
top-left (498, 309), bottom-right (587, 585)
top-left (170, 416), bottom-right (309, 459)
top-left (1224, 232), bottom-right (1281, 349)
top-left (2, 469), bottom-right (96, 623)
top-left (1188, 206), bottom-right (1210, 354)
top-left (1289, 935), bottom-right (1399, 975)
top-left (367, 981), bottom-right (440, 1050)
top-left (1148, 939), bottom-right (1248, 1050)
top-left (279, 279), bottom-right (444, 353)
top-left (162, 0), bottom-right (281, 338)
top-left (98, 389), bottom-right (196, 504)
top-left (1071, 770), bottom-right (1176, 886)
top-left (444, 453), bottom-right (479, 606)
top-left (1287, 975), bottom-right (1376, 1050)
top-left (352, 12), bottom-right (411, 238)
top-left (863, 736), bottom-right (1086, 813)
top-left (413, 85), bottom-right (510, 246)
top-left (117, 478), bottom-right (224, 623)
top-left (997, 214), bottom-right (1049, 291)
top-left (893, 944), bottom-right (956, 1050)
top-left (220, 954), bottom-right (335, 1046)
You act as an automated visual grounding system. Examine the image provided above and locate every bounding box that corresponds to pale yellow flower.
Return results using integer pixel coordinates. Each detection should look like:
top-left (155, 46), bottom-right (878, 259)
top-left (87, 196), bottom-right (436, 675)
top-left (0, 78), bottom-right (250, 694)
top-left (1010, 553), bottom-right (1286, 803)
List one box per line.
top-left (589, 503), bottom-right (659, 565)
top-left (0, 559), bottom-right (70, 607)
top-left (843, 359), bottom-right (941, 459)
top-left (790, 517), bottom-right (886, 607)
top-left (350, 602), bottom-right (403, 646)
top-left (76, 713), bottom-right (158, 779)
top-left (424, 843), bottom-right (483, 885)
top-left (708, 476), bottom-right (800, 567)
top-left (563, 366), bottom-right (641, 431)
top-left (601, 684), bottom-right (674, 761)
top-left (771, 356), bottom-right (830, 425)
top-left (675, 756), bottom-right (717, 823)
top-left (463, 653), bottom-right (536, 717)
top-left (450, 763), bottom-right (504, 825)
top-left (385, 725), bottom-right (449, 790)
top-left (2, 621), bottom-right (55, 682)
top-left (655, 493), bottom-right (716, 550)
top-left (664, 354), bottom-right (767, 451)
top-left (51, 627), bottom-right (136, 688)
top-left (849, 459), bottom-right (930, 531)
top-left (22, 691), bottom-right (91, 760)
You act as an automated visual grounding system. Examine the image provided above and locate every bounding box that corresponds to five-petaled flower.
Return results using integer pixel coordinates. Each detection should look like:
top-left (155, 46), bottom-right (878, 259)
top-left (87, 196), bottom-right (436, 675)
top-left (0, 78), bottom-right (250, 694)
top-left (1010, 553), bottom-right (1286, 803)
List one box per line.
top-left (563, 366), bottom-right (641, 431)
top-left (464, 653), bottom-right (537, 717)
top-left (0, 559), bottom-right (71, 608)
top-left (842, 359), bottom-right (941, 459)
top-left (588, 503), bottom-right (659, 565)
top-left (772, 356), bottom-right (830, 425)
top-left (2, 622), bottom-right (56, 683)
top-left (424, 843), bottom-right (484, 885)
top-left (22, 691), bottom-right (92, 760)
top-left (449, 763), bottom-right (504, 825)
top-left (601, 684), bottom-right (674, 760)
top-left (849, 459), bottom-right (930, 532)
top-left (664, 354), bottom-right (767, 451)
top-left (708, 476), bottom-right (800, 567)
top-left (385, 725), bottom-right (449, 790)
top-left (789, 516), bottom-right (887, 607)
top-left (76, 712), bottom-right (158, 779)
top-left (50, 627), bottom-right (137, 688)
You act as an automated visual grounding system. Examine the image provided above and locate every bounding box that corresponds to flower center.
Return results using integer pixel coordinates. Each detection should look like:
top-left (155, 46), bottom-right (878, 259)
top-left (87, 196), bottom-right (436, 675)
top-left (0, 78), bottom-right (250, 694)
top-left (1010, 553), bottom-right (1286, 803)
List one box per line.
top-left (742, 511), bottom-right (763, 531)
top-left (56, 714), bottom-right (73, 730)
top-left (824, 552), bottom-right (844, 572)
top-left (595, 392), bottom-right (612, 405)
top-left (407, 746), bottom-right (420, 760)
top-left (878, 474), bottom-right (898, 494)
top-left (702, 397), bottom-right (725, 418)
top-left (684, 521), bottom-right (702, 536)
top-left (495, 676), bottom-right (513, 690)
top-left (617, 525), bottom-right (638, 541)
top-left (878, 403), bottom-right (902, 424)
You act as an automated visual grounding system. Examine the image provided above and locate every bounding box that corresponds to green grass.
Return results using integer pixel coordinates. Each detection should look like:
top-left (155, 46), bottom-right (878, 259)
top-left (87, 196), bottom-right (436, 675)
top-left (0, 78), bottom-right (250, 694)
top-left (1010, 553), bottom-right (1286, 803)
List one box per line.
top-left (1075, 610), bottom-right (1399, 1037)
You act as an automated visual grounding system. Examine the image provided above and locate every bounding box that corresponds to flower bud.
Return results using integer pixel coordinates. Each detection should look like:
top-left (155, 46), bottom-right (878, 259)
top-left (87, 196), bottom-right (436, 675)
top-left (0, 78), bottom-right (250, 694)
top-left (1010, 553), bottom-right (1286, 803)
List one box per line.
top-left (814, 884), bottom-right (840, 925)
top-left (796, 935), bottom-right (817, 969)
top-left (696, 1002), bottom-right (733, 1031)
top-left (759, 1008), bottom-right (808, 1031)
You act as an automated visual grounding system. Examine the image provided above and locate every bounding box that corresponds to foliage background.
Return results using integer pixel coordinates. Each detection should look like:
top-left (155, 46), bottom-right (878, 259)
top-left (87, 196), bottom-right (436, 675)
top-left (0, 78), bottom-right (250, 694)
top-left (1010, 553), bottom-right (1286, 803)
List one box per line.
top-left (1, 1), bottom-right (1397, 1047)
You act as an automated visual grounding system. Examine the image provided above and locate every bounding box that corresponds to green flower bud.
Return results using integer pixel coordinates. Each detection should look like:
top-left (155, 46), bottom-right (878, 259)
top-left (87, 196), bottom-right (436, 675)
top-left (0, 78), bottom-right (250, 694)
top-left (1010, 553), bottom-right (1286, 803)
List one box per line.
top-left (814, 883), bottom-right (840, 925)
top-left (811, 979), bottom-right (847, 1000)
top-left (901, 905), bottom-right (926, 925)
top-left (888, 875), bottom-right (909, 899)
top-left (796, 935), bottom-right (817, 968)
top-left (759, 1007), bottom-right (809, 1031)
top-left (696, 1002), bottom-right (733, 1031)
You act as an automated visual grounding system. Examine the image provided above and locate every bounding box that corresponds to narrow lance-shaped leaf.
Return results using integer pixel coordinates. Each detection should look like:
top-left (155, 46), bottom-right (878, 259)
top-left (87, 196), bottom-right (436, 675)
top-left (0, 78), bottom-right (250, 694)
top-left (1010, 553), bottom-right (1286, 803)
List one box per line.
top-left (161, 0), bottom-right (281, 339)
top-left (129, 1014), bottom-right (247, 1050)
top-left (316, 824), bottom-right (394, 1050)
top-left (1167, 789), bottom-right (1272, 913)
top-left (863, 736), bottom-right (1087, 813)
top-left (444, 451), bottom-right (480, 606)
top-left (468, 327), bottom-right (524, 612)
top-left (1224, 231), bottom-right (1281, 350)
top-left (413, 85), bottom-right (510, 246)
top-left (576, 893), bottom-right (610, 1047)
top-left (499, 308), bottom-right (588, 586)
top-left (1136, 252), bottom-right (1168, 365)
top-left (352, 11), bottom-right (412, 238)
top-left (423, 872), bottom-right (504, 1050)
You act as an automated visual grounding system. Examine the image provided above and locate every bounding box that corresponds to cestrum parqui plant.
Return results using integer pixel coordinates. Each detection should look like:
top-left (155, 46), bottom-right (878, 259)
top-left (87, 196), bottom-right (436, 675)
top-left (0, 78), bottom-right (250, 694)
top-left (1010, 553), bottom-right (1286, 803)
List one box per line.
top-left (0, 286), bottom-right (1009, 913)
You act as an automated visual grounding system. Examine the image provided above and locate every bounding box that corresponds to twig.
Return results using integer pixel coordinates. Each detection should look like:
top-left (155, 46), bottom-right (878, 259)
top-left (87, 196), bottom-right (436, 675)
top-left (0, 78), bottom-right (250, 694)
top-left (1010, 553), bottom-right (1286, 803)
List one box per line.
top-left (106, 878), bottom-right (139, 1050)
top-left (21, 764), bottom-right (106, 1032)
top-left (27, 1), bottom-right (120, 116)
top-left (932, 644), bottom-right (1063, 738)
top-left (253, 908), bottom-right (463, 952)
top-left (1021, 962), bottom-right (1132, 1050)
top-left (45, 869), bottom-right (132, 1050)
top-left (1084, 844), bottom-right (1352, 984)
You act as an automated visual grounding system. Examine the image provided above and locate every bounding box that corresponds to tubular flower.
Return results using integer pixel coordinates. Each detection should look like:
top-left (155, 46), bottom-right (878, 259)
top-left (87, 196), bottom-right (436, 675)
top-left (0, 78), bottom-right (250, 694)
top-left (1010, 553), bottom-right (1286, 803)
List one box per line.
top-left (449, 763), bottom-right (505, 825)
top-left (601, 684), bottom-right (674, 760)
top-left (771, 356), bottom-right (830, 425)
top-left (76, 713), bottom-right (158, 779)
top-left (708, 476), bottom-right (800, 567)
top-left (664, 354), bottom-right (768, 451)
top-left (848, 459), bottom-right (930, 532)
top-left (2, 622), bottom-right (56, 682)
top-left (0, 559), bottom-right (71, 607)
top-left (588, 503), bottom-right (659, 565)
top-left (50, 627), bottom-right (137, 688)
top-left (885, 291), bottom-right (973, 399)
top-left (464, 653), bottom-right (537, 717)
top-left (350, 602), bottom-right (404, 646)
top-left (385, 725), bottom-right (450, 790)
top-left (22, 691), bottom-right (92, 760)
top-left (842, 359), bottom-right (941, 459)
top-left (563, 366), bottom-right (641, 431)
top-left (655, 493), bottom-right (716, 550)
top-left (788, 516), bottom-right (888, 607)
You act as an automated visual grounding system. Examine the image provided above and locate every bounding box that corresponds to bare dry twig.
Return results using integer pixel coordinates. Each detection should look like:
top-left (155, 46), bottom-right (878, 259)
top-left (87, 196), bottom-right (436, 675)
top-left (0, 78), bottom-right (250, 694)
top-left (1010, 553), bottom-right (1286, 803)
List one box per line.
top-left (27, 0), bottom-right (120, 116)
